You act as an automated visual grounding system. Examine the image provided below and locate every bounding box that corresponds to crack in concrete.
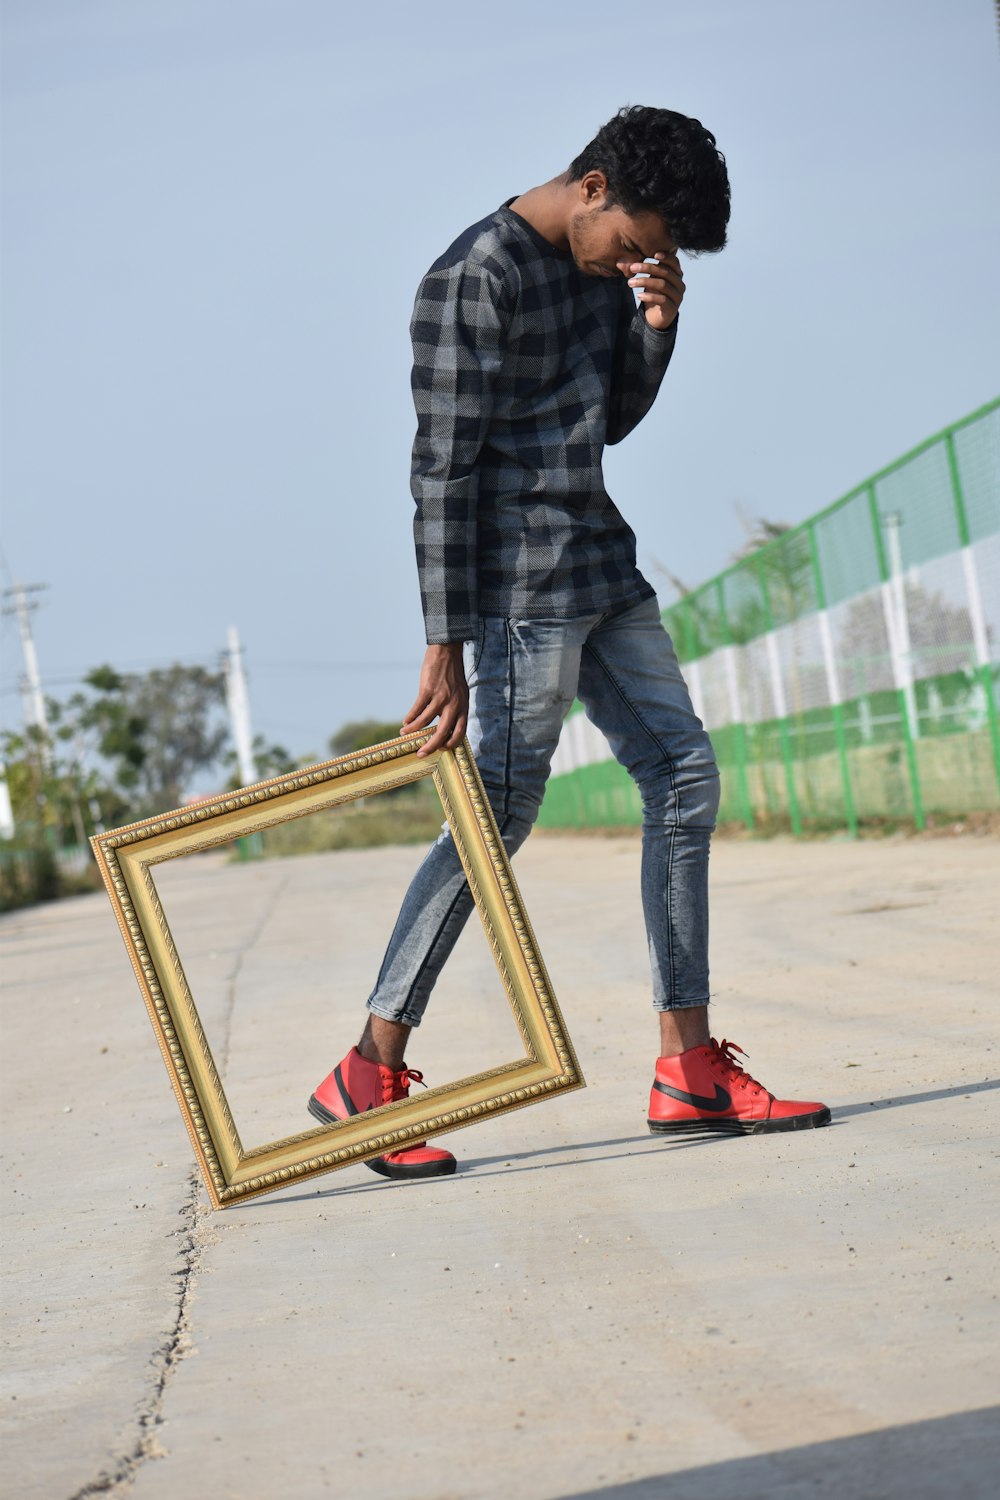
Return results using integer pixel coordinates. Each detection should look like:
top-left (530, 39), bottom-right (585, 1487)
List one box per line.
top-left (66, 871), bottom-right (291, 1497)
top-left (67, 1169), bottom-right (205, 1499)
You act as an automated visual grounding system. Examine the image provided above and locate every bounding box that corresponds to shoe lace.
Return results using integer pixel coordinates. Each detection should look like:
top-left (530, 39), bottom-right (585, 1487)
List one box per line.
top-left (712, 1038), bottom-right (767, 1098)
top-left (380, 1068), bottom-right (430, 1157)
top-left (381, 1066), bottom-right (427, 1106)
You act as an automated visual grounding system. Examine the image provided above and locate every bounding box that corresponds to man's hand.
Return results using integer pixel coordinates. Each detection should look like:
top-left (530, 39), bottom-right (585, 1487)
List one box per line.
top-left (401, 642), bottom-right (469, 756)
top-left (619, 249), bottom-right (685, 332)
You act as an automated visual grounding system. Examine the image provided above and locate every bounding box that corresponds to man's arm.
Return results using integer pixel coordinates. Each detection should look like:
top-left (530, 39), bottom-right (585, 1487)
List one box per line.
top-left (606, 250), bottom-right (685, 445)
top-left (405, 257), bottom-right (509, 754)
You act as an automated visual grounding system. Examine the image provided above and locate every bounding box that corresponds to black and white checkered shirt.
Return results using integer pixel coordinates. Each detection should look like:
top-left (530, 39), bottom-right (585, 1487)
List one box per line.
top-left (411, 201), bottom-right (677, 644)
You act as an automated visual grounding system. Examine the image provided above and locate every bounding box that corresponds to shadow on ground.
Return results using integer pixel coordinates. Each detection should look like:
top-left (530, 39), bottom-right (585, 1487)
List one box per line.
top-left (262, 1079), bottom-right (1000, 1208)
top-left (831, 1077), bottom-right (1000, 1119)
top-left (554, 1406), bottom-right (1000, 1500)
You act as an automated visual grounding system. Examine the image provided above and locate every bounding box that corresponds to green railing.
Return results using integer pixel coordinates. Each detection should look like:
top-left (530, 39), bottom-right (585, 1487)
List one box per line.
top-left (539, 397), bottom-right (1000, 833)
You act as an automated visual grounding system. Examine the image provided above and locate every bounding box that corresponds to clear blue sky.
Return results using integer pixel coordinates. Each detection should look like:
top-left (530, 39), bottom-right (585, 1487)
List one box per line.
top-left (2, 0), bottom-right (997, 771)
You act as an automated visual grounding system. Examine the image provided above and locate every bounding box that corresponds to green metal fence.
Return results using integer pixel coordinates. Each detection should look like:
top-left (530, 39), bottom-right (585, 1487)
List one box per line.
top-left (538, 397), bottom-right (1000, 834)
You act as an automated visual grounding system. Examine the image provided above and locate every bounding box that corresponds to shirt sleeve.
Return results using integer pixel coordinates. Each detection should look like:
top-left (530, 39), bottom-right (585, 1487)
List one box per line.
top-left (605, 284), bottom-right (678, 446)
top-left (410, 259), bottom-right (509, 645)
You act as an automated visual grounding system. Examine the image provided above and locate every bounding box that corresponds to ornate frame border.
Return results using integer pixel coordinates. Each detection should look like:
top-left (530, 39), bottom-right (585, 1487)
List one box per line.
top-left (90, 734), bottom-right (583, 1208)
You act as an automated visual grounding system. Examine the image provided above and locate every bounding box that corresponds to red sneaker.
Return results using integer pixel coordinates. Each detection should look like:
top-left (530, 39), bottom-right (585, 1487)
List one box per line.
top-left (308, 1046), bottom-right (457, 1180)
top-left (648, 1038), bottom-right (831, 1135)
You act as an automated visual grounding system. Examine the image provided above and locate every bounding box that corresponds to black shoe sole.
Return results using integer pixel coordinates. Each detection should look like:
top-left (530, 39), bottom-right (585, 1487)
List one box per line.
top-left (648, 1105), bottom-right (832, 1137)
top-left (308, 1094), bottom-right (340, 1127)
top-left (307, 1095), bottom-right (457, 1179)
top-left (365, 1155), bottom-right (457, 1180)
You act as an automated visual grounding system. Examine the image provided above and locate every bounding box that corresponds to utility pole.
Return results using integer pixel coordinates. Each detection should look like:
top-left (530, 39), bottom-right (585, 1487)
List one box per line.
top-left (2, 581), bottom-right (52, 770)
top-left (224, 626), bottom-right (258, 787)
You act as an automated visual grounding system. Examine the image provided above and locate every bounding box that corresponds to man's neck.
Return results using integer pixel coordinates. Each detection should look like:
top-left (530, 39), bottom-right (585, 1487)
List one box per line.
top-left (508, 177), bottom-right (573, 250)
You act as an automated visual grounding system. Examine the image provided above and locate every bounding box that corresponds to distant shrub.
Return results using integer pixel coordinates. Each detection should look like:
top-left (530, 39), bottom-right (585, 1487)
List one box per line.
top-left (254, 781), bottom-right (444, 860)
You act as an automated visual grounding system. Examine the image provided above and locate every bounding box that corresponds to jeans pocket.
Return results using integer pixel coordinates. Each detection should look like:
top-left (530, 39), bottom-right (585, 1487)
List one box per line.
top-left (464, 617), bottom-right (487, 682)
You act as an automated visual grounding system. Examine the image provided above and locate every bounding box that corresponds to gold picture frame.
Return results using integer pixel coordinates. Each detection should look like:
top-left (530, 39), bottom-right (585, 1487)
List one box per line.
top-left (90, 734), bottom-right (583, 1208)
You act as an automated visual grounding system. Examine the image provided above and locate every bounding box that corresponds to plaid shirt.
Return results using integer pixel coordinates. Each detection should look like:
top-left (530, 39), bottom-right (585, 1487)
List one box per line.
top-left (411, 202), bottom-right (677, 643)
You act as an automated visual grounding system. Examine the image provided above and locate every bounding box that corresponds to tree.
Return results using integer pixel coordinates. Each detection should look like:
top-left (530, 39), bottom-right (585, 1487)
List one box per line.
top-left (68, 663), bottom-right (228, 816)
top-left (837, 584), bottom-right (981, 712)
top-left (329, 719), bottom-right (403, 757)
top-left (728, 515), bottom-right (815, 633)
top-left (223, 734), bottom-right (298, 790)
top-left (1, 661), bottom-right (232, 908)
top-left (0, 721), bottom-right (101, 909)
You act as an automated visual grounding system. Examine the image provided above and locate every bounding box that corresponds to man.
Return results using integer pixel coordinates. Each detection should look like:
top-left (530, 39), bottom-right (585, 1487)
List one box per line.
top-left (309, 106), bottom-right (830, 1178)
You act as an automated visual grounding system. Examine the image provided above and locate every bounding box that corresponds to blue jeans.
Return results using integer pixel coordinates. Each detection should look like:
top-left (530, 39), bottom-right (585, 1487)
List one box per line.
top-left (367, 596), bottom-right (720, 1025)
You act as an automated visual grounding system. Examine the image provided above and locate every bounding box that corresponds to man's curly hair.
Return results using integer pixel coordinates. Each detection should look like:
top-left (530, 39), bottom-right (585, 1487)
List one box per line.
top-left (567, 105), bottom-right (730, 253)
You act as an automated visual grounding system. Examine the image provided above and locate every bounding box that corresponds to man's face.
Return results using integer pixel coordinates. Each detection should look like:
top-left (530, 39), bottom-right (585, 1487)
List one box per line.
top-left (567, 173), bottom-right (675, 279)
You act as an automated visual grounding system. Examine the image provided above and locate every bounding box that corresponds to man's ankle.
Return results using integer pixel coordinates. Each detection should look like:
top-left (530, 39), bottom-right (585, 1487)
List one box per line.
top-left (359, 1015), bottom-right (411, 1071)
top-left (658, 1005), bottom-right (710, 1058)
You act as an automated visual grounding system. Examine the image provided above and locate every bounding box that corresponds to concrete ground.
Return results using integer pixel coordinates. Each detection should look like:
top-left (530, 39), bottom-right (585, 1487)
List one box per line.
top-left (2, 832), bottom-right (998, 1500)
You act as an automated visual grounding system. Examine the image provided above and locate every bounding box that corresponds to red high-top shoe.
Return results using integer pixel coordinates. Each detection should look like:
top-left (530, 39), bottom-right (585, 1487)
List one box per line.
top-left (309, 1046), bottom-right (457, 1179)
top-left (648, 1038), bottom-right (831, 1135)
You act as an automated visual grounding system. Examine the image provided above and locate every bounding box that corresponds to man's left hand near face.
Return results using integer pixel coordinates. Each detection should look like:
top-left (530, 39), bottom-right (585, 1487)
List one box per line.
top-left (621, 250), bottom-right (685, 331)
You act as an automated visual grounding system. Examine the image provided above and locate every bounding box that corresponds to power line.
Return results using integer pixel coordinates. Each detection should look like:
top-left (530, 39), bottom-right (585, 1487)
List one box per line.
top-left (0, 658), bottom-right (416, 689)
top-left (0, 675), bottom-right (85, 694)
top-left (251, 660), bottom-right (416, 674)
